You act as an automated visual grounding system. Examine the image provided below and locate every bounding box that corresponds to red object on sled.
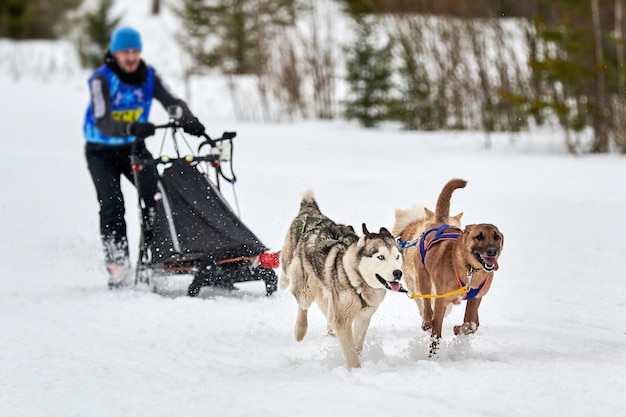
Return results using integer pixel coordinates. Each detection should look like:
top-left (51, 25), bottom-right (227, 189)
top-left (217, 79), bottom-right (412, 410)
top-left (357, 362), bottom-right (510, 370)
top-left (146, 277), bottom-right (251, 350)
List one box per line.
top-left (259, 251), bottom-right (280, 269)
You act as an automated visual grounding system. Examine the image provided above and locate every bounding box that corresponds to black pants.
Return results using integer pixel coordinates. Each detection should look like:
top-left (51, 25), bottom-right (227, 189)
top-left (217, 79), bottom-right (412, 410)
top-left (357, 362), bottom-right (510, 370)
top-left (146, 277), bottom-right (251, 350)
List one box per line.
top-left (86, 142), bottom-right (158, 264)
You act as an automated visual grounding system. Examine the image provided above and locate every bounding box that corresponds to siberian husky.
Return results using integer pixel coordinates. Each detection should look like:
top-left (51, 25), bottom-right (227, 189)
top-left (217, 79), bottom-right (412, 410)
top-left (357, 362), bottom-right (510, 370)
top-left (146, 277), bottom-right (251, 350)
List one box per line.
top-left (280, 190), bottom-right (404, 369)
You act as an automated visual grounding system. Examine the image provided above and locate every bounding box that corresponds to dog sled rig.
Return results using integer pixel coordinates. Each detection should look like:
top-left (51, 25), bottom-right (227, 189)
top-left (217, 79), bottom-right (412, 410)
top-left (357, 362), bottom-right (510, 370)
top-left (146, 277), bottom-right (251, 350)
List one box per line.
top-left (130, 105), bottom-right (279, 296)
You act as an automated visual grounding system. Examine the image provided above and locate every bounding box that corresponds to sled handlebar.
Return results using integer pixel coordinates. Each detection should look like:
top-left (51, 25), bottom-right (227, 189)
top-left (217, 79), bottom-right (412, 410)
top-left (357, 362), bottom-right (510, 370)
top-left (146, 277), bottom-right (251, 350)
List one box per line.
top-left (152, 122), bottom-right (236, 147)
top-left (130, 121), bottom-right (238, 186)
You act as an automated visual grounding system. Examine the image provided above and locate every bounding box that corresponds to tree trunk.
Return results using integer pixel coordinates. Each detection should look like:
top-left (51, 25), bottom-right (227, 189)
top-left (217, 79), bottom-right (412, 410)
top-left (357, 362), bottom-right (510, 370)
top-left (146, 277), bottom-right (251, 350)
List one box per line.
top-left (151, 0), bottom-right (160, 15)
top-left (590, 0), bottom-right (609, 152)
top-left (614, 0), bottom-right (626, 152)
top-left (616, 0), bottom-right (625, 96)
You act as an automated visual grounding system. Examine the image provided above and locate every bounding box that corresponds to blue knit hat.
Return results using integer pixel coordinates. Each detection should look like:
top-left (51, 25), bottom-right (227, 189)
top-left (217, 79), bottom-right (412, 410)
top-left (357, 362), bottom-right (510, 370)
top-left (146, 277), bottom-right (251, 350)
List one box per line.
top-left (109, 27), bottom-right (142, 53)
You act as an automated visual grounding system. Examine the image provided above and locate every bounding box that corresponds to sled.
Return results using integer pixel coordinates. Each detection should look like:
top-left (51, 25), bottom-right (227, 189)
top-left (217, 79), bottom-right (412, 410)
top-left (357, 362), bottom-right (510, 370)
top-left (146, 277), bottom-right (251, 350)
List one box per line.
top-left (130, 106), bottom-right (278, 296)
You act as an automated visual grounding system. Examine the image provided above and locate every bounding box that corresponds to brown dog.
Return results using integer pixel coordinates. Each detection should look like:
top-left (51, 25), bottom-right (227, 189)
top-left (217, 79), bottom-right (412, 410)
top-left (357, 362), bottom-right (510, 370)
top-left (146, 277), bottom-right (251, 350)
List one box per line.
top-left (412, 179), bottom-right (504, 355)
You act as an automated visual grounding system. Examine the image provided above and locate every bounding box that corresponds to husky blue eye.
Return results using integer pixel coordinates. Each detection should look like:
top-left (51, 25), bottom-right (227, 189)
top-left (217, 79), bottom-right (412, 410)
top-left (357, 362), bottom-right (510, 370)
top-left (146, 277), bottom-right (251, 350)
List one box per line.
top-left (377, 255), bottom-right (385, 260)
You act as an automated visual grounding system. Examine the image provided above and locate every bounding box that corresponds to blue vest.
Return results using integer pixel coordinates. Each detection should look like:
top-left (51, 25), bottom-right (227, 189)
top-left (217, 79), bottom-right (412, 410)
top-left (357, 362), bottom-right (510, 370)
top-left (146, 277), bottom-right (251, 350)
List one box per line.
top-left (83, 65), bottom-right (155, 146)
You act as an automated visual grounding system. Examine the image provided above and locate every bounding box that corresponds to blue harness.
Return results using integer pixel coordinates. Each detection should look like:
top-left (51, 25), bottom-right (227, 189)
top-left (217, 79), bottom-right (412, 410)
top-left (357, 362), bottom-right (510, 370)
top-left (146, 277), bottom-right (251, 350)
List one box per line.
top-left (419, 224), bottom-right (461, 263)
top-left (418, 224), bottom-right (486, 300)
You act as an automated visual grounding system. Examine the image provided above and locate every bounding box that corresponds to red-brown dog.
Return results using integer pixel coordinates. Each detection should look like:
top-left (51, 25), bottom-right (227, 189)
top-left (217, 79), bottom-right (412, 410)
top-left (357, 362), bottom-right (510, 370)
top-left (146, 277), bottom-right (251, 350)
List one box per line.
top-left (413, 179), bottom-right (504, 356)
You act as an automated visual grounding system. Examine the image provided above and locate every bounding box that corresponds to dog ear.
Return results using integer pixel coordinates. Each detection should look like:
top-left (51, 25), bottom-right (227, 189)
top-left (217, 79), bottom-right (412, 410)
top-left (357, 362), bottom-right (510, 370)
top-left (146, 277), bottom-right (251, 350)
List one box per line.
top-left (424, 207), bottom-right (435, 219)
top-left (362, 223), bottom-right (369, 234)
top-left (379, 226), bottom-right (392, 237)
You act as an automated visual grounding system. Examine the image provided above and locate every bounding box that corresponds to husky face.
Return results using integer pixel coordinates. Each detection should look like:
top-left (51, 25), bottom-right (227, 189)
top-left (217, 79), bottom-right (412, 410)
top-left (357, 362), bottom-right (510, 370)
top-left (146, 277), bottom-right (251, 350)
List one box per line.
top-left (357, 226), bottom-right (404, 292)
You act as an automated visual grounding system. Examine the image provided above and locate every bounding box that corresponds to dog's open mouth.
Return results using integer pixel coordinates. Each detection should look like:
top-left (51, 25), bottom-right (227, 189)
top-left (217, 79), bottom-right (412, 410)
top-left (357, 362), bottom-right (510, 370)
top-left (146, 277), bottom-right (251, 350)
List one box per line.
top-left (474, 252), bottom-right (499, 272)
top-left (376, 274), bottom-right (403, 292)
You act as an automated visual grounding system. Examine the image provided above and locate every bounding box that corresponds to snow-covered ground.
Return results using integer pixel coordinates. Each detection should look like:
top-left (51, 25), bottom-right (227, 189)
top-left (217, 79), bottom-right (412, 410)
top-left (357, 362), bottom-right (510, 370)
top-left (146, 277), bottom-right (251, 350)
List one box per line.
top-left (1, 1), bottom-right (626, 416)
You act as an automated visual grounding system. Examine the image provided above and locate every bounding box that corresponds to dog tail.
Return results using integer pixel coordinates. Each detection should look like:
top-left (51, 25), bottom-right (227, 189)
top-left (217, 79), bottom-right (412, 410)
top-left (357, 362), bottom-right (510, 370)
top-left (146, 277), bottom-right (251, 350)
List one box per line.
top-left (391, 204), bottom-right (426, 236)
top-left (300, 189), bottom-right (320, 211)
top-left (434, 179), bottom-right (467, 224)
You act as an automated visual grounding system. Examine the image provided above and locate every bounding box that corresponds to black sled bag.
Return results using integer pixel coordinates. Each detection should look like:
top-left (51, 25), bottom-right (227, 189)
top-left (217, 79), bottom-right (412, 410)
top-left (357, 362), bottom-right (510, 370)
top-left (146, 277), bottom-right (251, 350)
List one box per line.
top-left (151, 159), bottom-right (267, 264)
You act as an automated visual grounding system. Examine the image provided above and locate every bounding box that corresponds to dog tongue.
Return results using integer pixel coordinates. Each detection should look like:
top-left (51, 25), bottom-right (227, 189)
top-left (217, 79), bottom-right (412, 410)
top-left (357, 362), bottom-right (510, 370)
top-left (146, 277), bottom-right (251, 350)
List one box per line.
top-left (388, 281), bottom-right (402, 292)
top-left (484, 257), bottom-right (499, 271)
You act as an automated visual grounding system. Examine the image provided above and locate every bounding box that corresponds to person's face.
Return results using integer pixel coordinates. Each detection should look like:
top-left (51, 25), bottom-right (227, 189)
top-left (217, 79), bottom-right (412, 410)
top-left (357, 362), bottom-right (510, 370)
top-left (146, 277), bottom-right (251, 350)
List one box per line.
top-left (113, 49), bottom-right (141, 73)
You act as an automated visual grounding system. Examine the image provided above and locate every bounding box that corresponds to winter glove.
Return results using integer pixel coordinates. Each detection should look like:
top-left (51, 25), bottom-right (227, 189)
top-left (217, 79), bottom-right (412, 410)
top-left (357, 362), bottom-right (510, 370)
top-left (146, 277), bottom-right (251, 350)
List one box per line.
top-left (182, 117), bottom-right (205, 137)
top-left (129, 122), bottom-right (156, 138)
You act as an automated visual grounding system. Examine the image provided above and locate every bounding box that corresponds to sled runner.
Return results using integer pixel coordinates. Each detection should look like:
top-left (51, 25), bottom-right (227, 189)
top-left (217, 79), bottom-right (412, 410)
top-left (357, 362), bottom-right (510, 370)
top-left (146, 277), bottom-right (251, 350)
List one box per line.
top-left (130, 106), bottom-right (278, 296)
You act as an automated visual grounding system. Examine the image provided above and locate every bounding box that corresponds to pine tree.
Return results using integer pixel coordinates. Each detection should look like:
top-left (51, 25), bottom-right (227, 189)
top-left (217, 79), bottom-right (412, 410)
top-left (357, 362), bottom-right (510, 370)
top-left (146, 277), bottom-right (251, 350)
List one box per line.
top-left (393, 31), bottom-right (438, 130)
top-left (73, 0), bottom-right (122, 69)
top-left (0, 0), bottom-right (81, 39)
top-left (343, 16), bottom-right (393, 128)
top-left (174, 0), bottom-right (298, 75)
top-left (529, 0), bottom-right (621, 152)
top-left (172, 0), bottom-right (214, 74)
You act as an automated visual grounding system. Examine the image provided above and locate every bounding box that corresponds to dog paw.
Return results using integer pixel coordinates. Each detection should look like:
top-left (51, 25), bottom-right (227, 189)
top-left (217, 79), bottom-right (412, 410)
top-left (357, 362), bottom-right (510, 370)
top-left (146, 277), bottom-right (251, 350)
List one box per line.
top-left (454, 322), bottom-right (479, 335)
top-left (421, 320), bottom-right (433, 331)
top-left (428, 338), bottom-right (440, 358)
top-left (326, 326), bottom-right (336, 337)
top-left (295, 322), bottom-right (308, 341)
